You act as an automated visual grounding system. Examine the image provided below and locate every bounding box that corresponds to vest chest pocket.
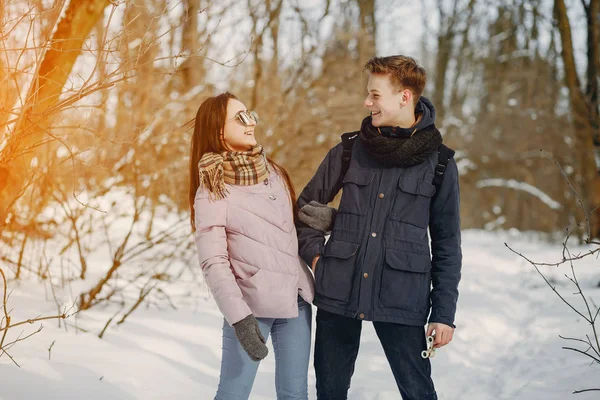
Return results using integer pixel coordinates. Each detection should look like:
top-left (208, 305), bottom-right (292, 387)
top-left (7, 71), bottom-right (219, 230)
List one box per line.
top-left (338, 168), bottom-right (376, 216)
top-left (390, 177), bottom-right (436, 229)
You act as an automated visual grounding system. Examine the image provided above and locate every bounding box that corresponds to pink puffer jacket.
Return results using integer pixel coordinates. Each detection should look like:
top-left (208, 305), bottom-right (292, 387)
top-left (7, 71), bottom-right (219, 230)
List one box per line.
top-left (194, 169), bottom-right (315, 325)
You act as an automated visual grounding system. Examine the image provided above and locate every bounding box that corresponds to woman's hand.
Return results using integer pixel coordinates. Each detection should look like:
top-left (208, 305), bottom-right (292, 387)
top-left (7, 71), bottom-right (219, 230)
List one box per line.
top-left (298, 201), bottom-right (336, 232)
top-left (233, 314), bottom-right (268, 361)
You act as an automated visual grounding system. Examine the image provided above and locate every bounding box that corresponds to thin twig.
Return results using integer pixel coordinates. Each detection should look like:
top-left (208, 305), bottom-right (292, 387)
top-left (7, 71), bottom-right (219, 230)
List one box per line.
top-left (505, 244), bottom-right (591, 323)
top-left (573, 388), bottom-right (600, 394)
top-left (562, 346), bottom-right (600, 363)
top-left (48, 340), bottom-right (56, 360)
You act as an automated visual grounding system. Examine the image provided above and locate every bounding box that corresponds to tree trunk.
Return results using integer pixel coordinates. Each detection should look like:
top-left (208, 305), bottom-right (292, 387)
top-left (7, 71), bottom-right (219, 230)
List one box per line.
top-left (357, 0), bottom-right (376, 85)
top-left (249, 2), bottom-right (263, 111)
top-left (0, 0), bottom-right (112, 228)
top-left (585, 0), bottom-right (600, 239)
top-left (433, 34), bottom-right (452, 121)
top-left (449, 0), bottom-right (476, 109)
top-left (249, 0), bottom-right (283, 110)
top-left (585, 0), bottom-right (599, 126)
top-left (433, 0), bottom-right (458, 122)
top-left (357, 0), bottom-right (376, 60)
top-left (95, 17), bottom-right (109, 139)
top-left (181, 0), bottom-right (203, 88)
top-left (554, 0), bottom-right (600, 239)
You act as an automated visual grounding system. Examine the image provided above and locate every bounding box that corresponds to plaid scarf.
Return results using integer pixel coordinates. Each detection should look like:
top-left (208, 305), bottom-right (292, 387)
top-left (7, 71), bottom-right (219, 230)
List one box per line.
top-left (198, 144), bottom-right (268, 200)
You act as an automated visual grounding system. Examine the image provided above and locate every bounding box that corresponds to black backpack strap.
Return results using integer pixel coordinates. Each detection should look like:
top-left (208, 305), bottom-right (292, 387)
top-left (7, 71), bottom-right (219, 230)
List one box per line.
top-left (341, 131), bottom-right (359, 177)
top-left (433, 144), bottom-right (455, 192)
top-left (335, 131), bottom-right (359, 190)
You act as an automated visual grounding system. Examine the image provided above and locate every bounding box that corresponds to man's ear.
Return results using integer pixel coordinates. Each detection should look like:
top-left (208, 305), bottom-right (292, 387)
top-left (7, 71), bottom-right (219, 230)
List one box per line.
top-left (402, 89), bottom-right (412, 106)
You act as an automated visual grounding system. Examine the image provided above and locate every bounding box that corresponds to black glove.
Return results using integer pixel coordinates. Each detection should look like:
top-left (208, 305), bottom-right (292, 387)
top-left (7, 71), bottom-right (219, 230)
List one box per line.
top-left (232, 314), bottom-right (268, 361)
top-left (298, 201), bottom-right (337, 232)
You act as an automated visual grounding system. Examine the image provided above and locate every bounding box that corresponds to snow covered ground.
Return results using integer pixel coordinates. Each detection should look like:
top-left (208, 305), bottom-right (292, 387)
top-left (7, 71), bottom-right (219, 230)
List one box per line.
top-left (1, 230), bottom-right (599, 399)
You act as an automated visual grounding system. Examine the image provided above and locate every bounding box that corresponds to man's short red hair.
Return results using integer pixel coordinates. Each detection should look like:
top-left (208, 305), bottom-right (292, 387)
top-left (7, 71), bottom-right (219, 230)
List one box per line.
top-left (364, 55), bottom-right (427, 99)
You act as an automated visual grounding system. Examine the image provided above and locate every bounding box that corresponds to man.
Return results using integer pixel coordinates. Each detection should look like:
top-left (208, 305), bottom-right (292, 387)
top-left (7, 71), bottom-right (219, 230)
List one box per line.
top-left (296, 55), bottom-right (462, 400)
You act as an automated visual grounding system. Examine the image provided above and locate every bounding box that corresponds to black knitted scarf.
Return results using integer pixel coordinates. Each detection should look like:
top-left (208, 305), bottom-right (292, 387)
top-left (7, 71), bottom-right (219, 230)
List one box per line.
top-left (359, 116), bottom-right (443, 167)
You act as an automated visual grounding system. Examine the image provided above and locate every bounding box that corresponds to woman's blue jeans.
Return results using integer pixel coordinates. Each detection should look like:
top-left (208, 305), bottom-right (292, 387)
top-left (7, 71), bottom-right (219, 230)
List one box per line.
top-left (215, 296), bottom-right (312, 400)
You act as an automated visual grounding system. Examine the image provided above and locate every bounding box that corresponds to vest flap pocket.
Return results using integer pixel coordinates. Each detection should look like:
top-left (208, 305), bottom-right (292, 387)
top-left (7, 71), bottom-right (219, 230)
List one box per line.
top-left (323, 240), bottom-right (359, 259)
top-left (317, 240), bottom-right (360, 302)
top-left (384, 249), bottom-right (432, 273)
top-left (380, 249), bottom-right (431, 311)
top-left (398, 178), bottom-right (436, 197)
top-left (343, 168), bottom-right (376, 186)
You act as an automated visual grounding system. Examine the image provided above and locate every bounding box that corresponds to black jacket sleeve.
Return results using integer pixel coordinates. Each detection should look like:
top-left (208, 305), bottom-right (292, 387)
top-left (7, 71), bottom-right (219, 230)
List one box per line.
top-left (296, 143), bottom-right (345, 266)
top-left (428, 157), bottom-right (462, 327)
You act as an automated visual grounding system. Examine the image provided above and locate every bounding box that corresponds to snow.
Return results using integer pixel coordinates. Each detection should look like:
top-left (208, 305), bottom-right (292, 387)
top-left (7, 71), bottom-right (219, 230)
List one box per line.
top-left (1, 230), bottom-right (599, 399)
top-left (476, 178), bottom-right (563, 210)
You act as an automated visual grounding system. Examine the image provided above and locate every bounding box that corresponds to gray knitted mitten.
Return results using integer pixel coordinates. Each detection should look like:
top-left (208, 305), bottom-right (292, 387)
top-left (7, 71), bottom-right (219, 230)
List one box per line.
top-left (298, 201), bottom-right (337, 232)
top-left (232, 314), bottom-right (268, 362)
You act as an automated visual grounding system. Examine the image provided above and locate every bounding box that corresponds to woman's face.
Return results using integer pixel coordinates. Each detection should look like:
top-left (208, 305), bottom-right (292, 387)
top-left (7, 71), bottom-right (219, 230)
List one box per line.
top-left (222, 99), bottom-right (257, 152)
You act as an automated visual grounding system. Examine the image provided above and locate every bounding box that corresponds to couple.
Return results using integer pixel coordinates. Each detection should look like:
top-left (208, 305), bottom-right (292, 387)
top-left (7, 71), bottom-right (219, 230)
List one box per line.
top-left (189, 55), bottom-right (462, 400)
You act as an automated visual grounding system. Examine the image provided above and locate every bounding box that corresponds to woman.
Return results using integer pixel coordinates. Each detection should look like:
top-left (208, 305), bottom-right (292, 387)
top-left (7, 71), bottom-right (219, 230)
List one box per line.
top-left (189, 92), bottom-right (314, 399)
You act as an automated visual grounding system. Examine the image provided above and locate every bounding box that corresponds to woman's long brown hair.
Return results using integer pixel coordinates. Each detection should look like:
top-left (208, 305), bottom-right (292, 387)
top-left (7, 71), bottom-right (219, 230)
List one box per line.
top-left (189, 92), bottom-right (297, 231)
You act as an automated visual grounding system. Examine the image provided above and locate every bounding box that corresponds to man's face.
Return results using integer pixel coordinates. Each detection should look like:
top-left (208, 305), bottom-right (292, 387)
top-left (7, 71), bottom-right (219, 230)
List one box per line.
top-left (363, 73), bottom-right (411, 127)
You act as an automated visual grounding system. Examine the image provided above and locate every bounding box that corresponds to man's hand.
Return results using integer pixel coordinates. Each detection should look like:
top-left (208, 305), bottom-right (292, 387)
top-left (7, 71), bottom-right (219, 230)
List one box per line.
top-left (311, 255), bottom-right (320, 273)
top-left (426, 323), bottom-right (454, 348)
